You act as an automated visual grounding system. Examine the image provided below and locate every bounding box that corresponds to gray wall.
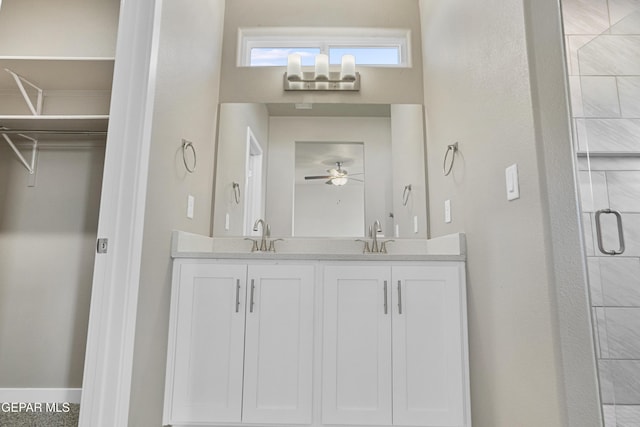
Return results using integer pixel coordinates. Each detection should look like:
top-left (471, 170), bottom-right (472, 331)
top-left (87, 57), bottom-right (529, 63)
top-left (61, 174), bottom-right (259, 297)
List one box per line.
top-left (219, 0), bottom-right (424, 105)
top-left (127, 0), bottom-right (226, 425)
top-left (0, 142), bottom-right (105, 388)
top-left (419, 0), bottom-right (598, 425)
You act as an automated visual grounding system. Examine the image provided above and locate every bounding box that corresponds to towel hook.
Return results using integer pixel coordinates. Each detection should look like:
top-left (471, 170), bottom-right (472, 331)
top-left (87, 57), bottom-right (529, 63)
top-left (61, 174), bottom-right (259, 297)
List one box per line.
top-left (402, 184), bottom-right (412, 206)
top-left (182, 139), bottom-right (196, 173)
top-left (232, 182), bottom-right (241, 204)
top-left (443, 142), bottom-right (458, 176)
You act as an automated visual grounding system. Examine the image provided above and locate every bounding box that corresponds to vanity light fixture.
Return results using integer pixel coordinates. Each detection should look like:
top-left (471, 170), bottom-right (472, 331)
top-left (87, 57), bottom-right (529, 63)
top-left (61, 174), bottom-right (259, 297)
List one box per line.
top-left (284, 53), bottom-right (360, 91)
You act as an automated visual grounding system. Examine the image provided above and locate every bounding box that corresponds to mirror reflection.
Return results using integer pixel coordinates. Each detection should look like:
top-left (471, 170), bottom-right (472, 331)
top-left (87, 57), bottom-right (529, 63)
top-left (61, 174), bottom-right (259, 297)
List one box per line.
top-left (294, 142), bottom-right (365, 237)
top-left (212, 103), bottom-right (427, 239)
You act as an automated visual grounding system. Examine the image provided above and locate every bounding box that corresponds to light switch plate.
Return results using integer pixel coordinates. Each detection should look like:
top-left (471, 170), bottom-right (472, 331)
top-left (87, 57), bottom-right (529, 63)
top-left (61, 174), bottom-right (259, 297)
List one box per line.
top-left (225, 213), bottom-right (230, 230)
top-left (187, 194), bottom-right (195, 219)
top-left (413, 216), bottom-right (419, 234)
top-left (506, 164), bottom-right (520, 201)
top-left (444, 200), bottom-right (452, 223)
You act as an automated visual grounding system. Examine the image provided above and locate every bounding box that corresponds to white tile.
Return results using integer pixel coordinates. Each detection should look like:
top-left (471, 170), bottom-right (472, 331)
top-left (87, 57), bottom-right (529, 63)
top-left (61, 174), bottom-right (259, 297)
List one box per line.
top-left (567, 35), bottom-right (599, 75)
top-left (562, 0), bottom-right (611, 35)
top-left (587, 258), bottom-right (604, 306)
top-left (610, 6), bottom-right (640, 31)
top-left (596, 307), bottom-right (611, 357)
top-left (604, 308), bottom-right (640, 358)
top-left (610, 360), bottom-right (640, 404)
top-left (579, 35), bottom-right (640, 76)
top-left (578, 170), bottom-right (609, 212)
top-left (576, 118), bottom-right (590, 151)
top-left (608, 171), bottom-right (640, 211)
top-left (579, 118), bottom-right (640, 152)
top-left (599, 360), bottom-right (616, 404)
top-left (583, 212), bottom-right (596, 256)
top-left (581, 76), bottom-right (621, 117)
top-left (618, 77), bottom-right (640, 118)
top-left (615, 405), bottom-right (640, 426)
top-left (602, 404), bottom-right (616, 427)
top-left (600, 257), bottom-right (640, 306)
top-left (569, 76), bottom-right (585, 117)
top-left (609, 0), bottom-right (640, 26)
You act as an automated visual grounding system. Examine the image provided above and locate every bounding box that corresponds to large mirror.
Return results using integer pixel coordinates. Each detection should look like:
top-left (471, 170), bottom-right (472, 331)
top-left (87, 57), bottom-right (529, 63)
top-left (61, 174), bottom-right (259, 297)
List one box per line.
top-left (212, 103), bottom-right (427, 239)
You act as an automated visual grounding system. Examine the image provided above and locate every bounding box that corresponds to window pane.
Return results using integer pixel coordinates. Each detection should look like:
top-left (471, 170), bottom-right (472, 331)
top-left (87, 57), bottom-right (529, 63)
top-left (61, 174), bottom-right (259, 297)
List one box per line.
top-left (329, 47), bottom-right (400, 65)
top-left (250, 47), bottom-right (320, 66)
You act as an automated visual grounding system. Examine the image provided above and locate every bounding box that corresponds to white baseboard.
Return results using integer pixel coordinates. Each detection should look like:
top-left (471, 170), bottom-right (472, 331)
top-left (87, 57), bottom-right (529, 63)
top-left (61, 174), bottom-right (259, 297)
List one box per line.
top-left (0, 388), bottom-right (82, 404)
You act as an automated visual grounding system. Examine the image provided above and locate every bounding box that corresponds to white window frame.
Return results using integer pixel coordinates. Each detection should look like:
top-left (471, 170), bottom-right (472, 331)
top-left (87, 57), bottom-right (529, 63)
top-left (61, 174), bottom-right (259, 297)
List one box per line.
top-left (237, 27), bottom-right (412, 68)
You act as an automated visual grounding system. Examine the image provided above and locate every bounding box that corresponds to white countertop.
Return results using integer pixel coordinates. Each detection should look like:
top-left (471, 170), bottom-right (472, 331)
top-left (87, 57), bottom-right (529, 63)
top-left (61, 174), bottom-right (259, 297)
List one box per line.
top-left (171, 231), bottom-right (466, 262)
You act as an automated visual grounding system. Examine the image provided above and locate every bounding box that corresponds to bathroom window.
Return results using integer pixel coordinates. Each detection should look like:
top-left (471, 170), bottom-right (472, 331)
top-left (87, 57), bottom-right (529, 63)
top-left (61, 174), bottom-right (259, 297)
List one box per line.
top-left (239, 27), bottom-right (411, 67)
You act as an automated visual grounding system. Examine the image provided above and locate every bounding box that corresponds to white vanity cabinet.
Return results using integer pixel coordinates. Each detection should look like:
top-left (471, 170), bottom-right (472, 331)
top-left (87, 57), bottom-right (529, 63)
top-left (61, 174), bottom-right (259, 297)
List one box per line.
top-left (322, 263), bottom-right (468, 427)
top-left (163, 261), bottom-right (315, 426)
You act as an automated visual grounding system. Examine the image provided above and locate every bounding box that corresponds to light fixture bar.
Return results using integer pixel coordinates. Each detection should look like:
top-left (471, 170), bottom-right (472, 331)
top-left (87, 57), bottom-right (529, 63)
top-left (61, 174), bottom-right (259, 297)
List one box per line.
top-left (283, 71), bottom-right (361, 91)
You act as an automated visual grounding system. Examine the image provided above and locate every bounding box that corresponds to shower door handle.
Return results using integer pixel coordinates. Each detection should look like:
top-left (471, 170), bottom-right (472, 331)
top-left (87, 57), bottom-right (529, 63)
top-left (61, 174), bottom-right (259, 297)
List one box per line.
top-left (595, 209), bottom-right (625, 255)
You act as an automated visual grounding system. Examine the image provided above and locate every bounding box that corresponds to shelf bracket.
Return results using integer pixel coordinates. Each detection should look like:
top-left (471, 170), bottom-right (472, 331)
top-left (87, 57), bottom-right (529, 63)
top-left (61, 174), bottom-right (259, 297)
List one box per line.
top-left (4, 68), bottom-right (44, 116)
top-left (2, 131), bottom-right (38, 176)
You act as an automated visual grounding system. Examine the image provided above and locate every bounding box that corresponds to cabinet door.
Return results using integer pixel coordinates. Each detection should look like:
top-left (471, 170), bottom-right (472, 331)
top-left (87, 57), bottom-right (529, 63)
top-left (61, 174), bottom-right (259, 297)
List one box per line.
top-left (168, 263), bottom-right (247, 424)
top-left (242, 264), bottom-right (315, 424)
top-left (392, 265), bottom-right (465, 426)
top-left (322, 265), bottom-right (392, 425)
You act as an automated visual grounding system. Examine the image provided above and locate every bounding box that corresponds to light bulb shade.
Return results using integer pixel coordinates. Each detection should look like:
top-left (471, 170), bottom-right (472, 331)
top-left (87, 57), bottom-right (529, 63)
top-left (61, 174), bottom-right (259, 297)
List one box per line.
top-left (287, 54), bottom-right (302, 81)
top-left (331, 176), bottom-right (348, 186)
top-left (314, 54), bottom-right (329, 80)
top-left (340, 54), bottom-right (356, 81)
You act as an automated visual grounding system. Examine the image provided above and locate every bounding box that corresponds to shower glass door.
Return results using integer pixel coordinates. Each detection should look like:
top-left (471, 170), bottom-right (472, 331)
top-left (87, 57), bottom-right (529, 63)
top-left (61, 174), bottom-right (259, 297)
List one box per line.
top-left (574, 8), bottom-right (640, 426)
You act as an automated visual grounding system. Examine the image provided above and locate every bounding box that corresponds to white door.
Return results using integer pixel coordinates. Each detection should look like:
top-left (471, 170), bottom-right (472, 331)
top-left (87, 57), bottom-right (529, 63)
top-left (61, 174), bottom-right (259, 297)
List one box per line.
top-left (168, 263), bottom-right (247, 424)
top-left (242, 264), bottom-right (315, 424)
top-left (322, 265), bottom-right (392, 425)
top-left (392, 265), bottom-right (465, 426)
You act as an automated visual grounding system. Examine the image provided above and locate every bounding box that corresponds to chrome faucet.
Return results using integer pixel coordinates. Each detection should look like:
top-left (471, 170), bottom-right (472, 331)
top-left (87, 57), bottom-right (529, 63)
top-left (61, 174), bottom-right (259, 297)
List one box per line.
top-left (371, 220), bottom-right (382, 253)
top-left (253, 219), bottom-right (269, 251)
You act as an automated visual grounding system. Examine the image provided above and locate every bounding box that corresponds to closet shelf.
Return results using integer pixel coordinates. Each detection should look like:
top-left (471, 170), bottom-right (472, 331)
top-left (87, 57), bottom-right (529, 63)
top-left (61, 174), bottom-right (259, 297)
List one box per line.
top-left (0, 57), bottom-right (115, 91)
top-left (0, 115), bottom-right (109, 132)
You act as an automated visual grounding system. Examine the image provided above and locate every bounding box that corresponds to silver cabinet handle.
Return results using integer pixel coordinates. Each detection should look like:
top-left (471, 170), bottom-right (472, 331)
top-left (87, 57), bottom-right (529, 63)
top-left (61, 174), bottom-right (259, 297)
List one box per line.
top-left (384, 281), bottom-right (388, 315)
top-left (250, 279), bottom-right (255, 313)
top-left (595, 209), bottom-right (625, 255)
top-left (235, 279), bottom-right (241, 313)
top-left (397, 281), bottom-right (403, 315)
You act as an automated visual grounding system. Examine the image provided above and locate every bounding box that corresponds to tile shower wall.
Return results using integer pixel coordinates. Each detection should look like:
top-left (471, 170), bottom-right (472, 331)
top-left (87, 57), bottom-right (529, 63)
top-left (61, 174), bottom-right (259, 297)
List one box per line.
top-left (564, 0), bottom-right (640, 425)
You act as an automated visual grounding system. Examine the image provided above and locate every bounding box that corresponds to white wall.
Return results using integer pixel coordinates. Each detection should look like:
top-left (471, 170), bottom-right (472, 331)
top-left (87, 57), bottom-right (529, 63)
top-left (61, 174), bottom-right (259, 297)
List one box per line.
top-left (127, 1), bottom-right (226, 425)
top-left (219, 0), bottom-right (424, 105)
top-left (266, 116), bottom-right (392, 236)
top-left (213, 103), bottom-right (269, 236)
top-left (0, 0), bottom-right (119, 57)
top-left (419, 0), bottom-right (598, 426)
top-left (391, 104), bottom-right (428, 238)
top-left (0, 142), bottom-right (104, 388)
top-left (294, 182), bottom-right (365, 237)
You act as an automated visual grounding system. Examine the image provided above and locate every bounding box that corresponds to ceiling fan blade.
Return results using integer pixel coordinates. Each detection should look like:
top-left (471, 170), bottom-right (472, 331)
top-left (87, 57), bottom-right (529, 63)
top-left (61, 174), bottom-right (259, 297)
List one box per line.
top-left (325, 180), bottom-right (333, 185)
top-left (305, 175), bottom-right (332, 180)
top-left (349, 178), bottom-right (364, 182)
top-left (349, 172), bottom-right (364, 176)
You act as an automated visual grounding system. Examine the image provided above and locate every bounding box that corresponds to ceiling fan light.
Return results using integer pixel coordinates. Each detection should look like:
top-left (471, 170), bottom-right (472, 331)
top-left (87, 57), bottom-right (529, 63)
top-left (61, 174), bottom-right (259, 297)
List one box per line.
top-left (332, 176), bottom-right (348, 186)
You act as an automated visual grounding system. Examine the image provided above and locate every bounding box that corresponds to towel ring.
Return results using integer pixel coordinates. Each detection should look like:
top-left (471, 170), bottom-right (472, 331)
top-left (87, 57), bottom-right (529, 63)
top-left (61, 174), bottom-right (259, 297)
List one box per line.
top-left (182, 139), bottom-right (196, 173)
top-left (443, 142), bottom-right (458, 176)
top-left (232, 182), bottom-right (241, 204)
top-left (402, 184), bottom-right (412, 206)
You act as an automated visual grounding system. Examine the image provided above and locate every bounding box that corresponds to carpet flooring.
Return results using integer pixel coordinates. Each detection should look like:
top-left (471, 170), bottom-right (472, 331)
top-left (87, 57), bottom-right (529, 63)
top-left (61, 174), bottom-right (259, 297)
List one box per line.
top-left (0, 403), bottom-right (79, 427)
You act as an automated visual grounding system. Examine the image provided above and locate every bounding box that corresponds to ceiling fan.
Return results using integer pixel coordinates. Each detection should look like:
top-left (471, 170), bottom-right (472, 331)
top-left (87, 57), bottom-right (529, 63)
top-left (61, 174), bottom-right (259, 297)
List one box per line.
top-left (304, 162), bottom-right (364, 186)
